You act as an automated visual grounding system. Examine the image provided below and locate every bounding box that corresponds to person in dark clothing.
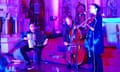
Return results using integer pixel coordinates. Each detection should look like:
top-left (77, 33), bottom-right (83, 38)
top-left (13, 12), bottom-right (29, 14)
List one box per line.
top-left (63, 16), bottom-right (73, 47)
top-left (20, 22), bottom-right (48, 69)
top-left (84, 4), bottom-right (104, 72)
top-left (62, 16), bottom-right (73, 66)
top-left (63, 16), bottom-right (83, 68)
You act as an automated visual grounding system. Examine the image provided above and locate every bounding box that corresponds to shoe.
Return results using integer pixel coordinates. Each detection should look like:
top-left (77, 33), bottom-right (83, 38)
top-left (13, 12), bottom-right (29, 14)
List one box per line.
top-left (26, 62), bottom-right (33, 70)
top-left (67, 63), bottom-right (72, 68)
top-left (27, 65), bottom-right (34, 70)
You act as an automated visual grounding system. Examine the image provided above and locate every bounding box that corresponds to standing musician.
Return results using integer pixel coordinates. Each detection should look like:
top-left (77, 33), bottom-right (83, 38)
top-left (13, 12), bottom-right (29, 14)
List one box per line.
top-left (62, 16), bottom-right (73, 67)
top-left (75, 2), bottom-right (86, 39)
top-left (84, 4), bottom-right (104, 72)
top-left (63, 16), bottom-right (73, 47)
top-left (20, 22), bottom-right (48, 69)
top-left (62, 15), bottom-right (85, 68)
top-left (75, 2), bottom-right (86, 26)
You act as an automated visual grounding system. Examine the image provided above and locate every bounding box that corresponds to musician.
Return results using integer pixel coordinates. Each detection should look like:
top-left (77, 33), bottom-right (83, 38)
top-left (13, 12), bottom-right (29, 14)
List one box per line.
top-left (62, 16), bottom-right (73, 67)
top-left (20, 22), bottom-right (48, 69)
top-left (75, 2), bottom-right (86, 26)
top-left (84, 4), bottom-right (104, 72)
top-left (75, 2), bottom-right (86, 37)
top-left (63, 16), bottom-right (73, 46)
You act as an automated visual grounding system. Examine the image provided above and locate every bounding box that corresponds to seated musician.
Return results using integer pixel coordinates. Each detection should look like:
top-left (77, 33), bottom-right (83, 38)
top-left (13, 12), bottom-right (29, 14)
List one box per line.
top-left (20, 22), bottom-right (48, 69)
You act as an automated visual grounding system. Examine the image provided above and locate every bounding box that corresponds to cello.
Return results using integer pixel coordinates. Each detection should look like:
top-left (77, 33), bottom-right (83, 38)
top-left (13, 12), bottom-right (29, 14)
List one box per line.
top-left (66, 24), bottom-right (87, 65)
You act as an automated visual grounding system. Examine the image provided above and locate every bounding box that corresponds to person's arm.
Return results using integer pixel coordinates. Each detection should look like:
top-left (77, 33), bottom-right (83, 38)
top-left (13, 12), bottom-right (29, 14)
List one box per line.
top-left (21, 31), bottom-right (31, 40)
top-left (40, 31), bottom-right (48, 46)
top-left (62, 24), bottom-right (71, 46)
top-left (86, 24), bottom-right (95, 31)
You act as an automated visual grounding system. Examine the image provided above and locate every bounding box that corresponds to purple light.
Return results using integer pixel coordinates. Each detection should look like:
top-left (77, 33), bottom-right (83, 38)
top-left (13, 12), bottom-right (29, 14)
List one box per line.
top-left (52, 0), bottom-right (59, 15)
top-left (52, 0), bottom-right (60, 33)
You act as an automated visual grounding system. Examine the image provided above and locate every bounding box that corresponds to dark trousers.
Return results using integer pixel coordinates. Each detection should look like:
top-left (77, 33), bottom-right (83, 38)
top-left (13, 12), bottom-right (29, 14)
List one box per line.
top-left (88, 52), bottom-right (103, 72)
top-left (34, 46), bottom-right (43, 64)
top-left (0, 55), bottom-right (8, 72)
top-left (20, 44), bottom-right (42, 65)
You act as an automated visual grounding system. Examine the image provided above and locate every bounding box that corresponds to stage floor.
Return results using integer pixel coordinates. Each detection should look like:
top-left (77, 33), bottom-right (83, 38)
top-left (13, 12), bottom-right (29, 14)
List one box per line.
top-left (1, 36), bottom-right (120, 72)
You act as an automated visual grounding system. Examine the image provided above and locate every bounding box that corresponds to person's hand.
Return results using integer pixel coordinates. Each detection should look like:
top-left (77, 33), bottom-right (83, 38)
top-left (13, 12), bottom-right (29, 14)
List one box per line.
top-left (24, 37), bottom-right (29, 40)
top-left (43, 38), bottom-right (48, 46)
top-left (64, 42), bottom-right (69, 46)
top-left (93, 39), bottom-right (99, 44)
top-left (91, 46), bottom-right (94, 51)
